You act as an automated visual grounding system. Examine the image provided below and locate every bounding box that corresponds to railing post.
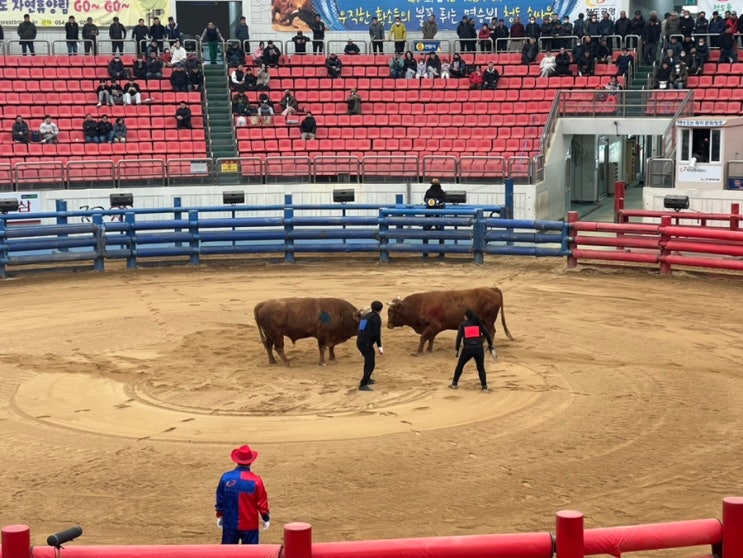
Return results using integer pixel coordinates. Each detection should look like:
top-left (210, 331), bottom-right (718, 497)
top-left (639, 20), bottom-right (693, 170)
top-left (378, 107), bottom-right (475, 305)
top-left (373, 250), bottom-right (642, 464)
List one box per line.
top-left (613, 181), bottom-right (626, 223)
top-left (125, 211), bottom-right (136, 270)
top-left (395, 194), bottom-right (403, 206)
top-left (379, 209), bottom-right (389, 264)
top-left (722, 497), bottom-right (743, 558)
top-left (504, 178), bottom-right (514, 219)
top-left (174, 196), bottom-right (183, 247)
top-left (566, 211), bottom-right (578, 269)
top-left (473, 209), bottom-right (485, 265)
top-left (92, 214), bottom-right (105, 272)
top-left (0, 216), bottom-right (7, 279)
top-left (659, 215), bottom-right (672, 275)
top-left (56, 199), bottom-right (69, 253)
top-left (556, 510), bottom-right (584, 558)
top-left (284, 193), bottom-right (295, 264)
top-left (283, 522), bottom-right (312, 558)
top-left (731, 203), bottom-right (739, 232)
top-left (188, 209), bottom-right (200, 266)
top-left (2, 524), bottom-right (31, 558)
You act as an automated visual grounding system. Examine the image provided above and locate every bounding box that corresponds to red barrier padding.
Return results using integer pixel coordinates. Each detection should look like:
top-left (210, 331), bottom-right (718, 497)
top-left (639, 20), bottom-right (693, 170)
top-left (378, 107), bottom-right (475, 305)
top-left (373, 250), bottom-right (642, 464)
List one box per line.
top-left (27, 545), bottom-right (282, 558)
top-left (2, 525), bottom-right (30, 558)
top-left (572, 222), bottom-right (659, 235)
top-left (574, 235), bottom-right (660, 250)
top-left (311, 532), bottom-right (554, 558)
top-left (571, 250), bottom-right (658, 264)
top-left (661, 255), bottom-right (743, 272)
top-left (556, 511), bottom-right (584, 558)
top-left (284, 522), bottom-right (312, 558)
top-left (664, 240), bottom-right (743, 258)
top-left (663, 226), bottom-right (743, 242)
top-left (583, 518), bottom-right (722, 556)
top-left (723, 497), bottom-right (743, 557)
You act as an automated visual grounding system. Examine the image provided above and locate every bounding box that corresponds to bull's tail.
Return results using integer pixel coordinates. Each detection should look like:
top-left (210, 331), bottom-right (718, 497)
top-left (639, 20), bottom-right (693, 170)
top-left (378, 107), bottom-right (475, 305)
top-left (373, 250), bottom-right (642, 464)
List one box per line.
top-left (254, 304), bottom-right (269, 349)
top-left (492, 288), bottom-right (515, 341)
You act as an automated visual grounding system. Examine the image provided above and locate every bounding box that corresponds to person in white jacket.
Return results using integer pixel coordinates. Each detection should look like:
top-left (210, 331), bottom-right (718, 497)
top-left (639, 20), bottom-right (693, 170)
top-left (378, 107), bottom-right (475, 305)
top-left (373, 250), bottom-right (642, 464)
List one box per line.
top-left (540, 50), bottom-right (557, 77)
top-left (39, 115), bottom-right (59, 143)
top-left (170, 40), bottom-right (187, 67)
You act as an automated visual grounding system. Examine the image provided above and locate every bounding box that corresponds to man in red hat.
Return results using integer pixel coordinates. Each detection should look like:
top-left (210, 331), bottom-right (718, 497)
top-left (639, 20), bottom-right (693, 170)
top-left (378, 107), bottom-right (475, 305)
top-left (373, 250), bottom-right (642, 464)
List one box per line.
top-left (215, 444), bottom-right (270, 544)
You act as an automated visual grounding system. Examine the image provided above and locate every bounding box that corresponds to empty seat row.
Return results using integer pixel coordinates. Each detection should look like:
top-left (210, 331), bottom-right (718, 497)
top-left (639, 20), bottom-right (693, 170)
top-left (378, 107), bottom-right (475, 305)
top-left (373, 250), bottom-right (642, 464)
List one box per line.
top-left (239, 138), bottom-right (535, 154)
top-left (0, 142), bottom-right (208, 158)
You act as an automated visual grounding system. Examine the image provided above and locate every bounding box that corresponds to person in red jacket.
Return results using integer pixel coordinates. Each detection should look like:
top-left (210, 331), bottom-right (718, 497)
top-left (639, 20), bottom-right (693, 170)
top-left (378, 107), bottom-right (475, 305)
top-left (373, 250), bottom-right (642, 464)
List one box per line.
top-left (468, 67), bottom-right (484, 89)
top-left (215, 445), bottom-right (270, 544)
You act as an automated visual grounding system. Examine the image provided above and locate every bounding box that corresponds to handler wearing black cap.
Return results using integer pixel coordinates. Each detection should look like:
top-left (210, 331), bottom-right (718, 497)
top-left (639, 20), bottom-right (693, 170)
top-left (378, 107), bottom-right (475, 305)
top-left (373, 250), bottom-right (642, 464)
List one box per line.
top-left (357, 300), bottom-right (384, 391)
top-left (451, 308), bottom-right (495, 391)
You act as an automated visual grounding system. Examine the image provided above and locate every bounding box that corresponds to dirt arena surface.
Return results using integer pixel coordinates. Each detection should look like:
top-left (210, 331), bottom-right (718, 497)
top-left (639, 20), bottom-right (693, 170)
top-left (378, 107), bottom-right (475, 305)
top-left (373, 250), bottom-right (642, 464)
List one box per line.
top-left (1, 258), bottom-right (742, 556)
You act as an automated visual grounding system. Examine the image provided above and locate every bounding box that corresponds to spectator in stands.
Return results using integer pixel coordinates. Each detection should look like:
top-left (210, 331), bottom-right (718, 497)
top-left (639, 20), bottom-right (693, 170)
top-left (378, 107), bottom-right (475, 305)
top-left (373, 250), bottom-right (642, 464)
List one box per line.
top-left (256, 63), bottom-right (270, 90)
top-left (146, 38), bottom-right (161, 58)
top-left (540, 51), bottom-right (556, 77)
top-left (456, 16), bottom-right (473, 52)
top-left (388, 16), bottom-right (407, 54)
top-left (654, 61), bottom-right (671, 88)
top-left (681, 34), bottom-right (695, 55)
top-left (161, 48), bottom-right (172, 66)
top-left (132, 18), bottom-right (149, 56)
top-left (82, 16), bottom-right (98, 55)
top-left (605, 76), bottom-right (622, 92)
top-left (253, 41), bottom-right (265, 65)
top-left (347, 89), bottom-right (362, 115)
top-left (509, 16), bottom-right (525, 52)
top-left (184, 51), bottom-right (201, 72)
top-left (96, 79), bottom-right (113, 107)
top-left (555, 47), bottom-right (572, 75)
top-left (492, 19), bottom-right (509, 52)
top-left (108, 54), bottom-right (128, 81)
top-left (693, 37), bottom-right (708, 68)
top-left (230, 64), bottom-right (247, 91)
top-left (551, 20), bottom-right (570, 50)
top-left (255, 94), bottom-right (274, 125)
top-left (422, 14), bottom-right (437, 39)
top-left (585, 14), bottom-right (599, 37)
top-left (263, 41), bottom-right (281, 67)
top-left (664, 12), bottom-right (680, 41)
top-left (577, 50), bottom-right (595, 76)
top-left (597, 12), bottom-right (614, 39)
top-left (415, 57), bottom-right (427, 78)
top-left (300, 112), bottom-right (317, 139)
top-left (112, 117), bottom-right (127, 143)
top-left (344, 39), bottom-right (360, 55)
top-left (540, 16), bottom-right (553, 51)
top-left (326, 52), bottom-right (343, 78)
top-left (478, 23), bottom-right (492, 52)
top-left (226, 42), bottom-right (245, 66)
top-left (201, 22), bottom-right (225, 64)
top-left (426, 51), bottom-right (441, 77)
top-left (109, 16), bottom-right (126, 54)
top-left (521, 37), bottom-right (538, 65)
top-left (627, 11), bottom-right (645, 50)
top-left (189, 66), bottom-right (204, 92)
top-left (232, 91), bottom-right (252, 116)
top-left (525, 16), bottom-right (541, 40)
top-left (12, 116), bottom-right (30, 144)
top-left (171, 66), bottom-right (190, 92)
top-left (175, 101), bottom-right (193, 129)
top-left (65, 16), bottom-right (79, 55)
top-left (369, 17), bottom-right (384, 54)
top-left (312, 14), bottom-right (326, 53)
top-left (482, 62), bottom-right (500, 88)
top-left (662, 48), bottom-right (678, 67)
top-left (679, 10), bottom-right (694, 37)
top-left (666, 35), bottom-right (682, 57)
top-left (110, 80), bottom-right (124, 104)
top-left (39, 115), bottom-right (59, 144)
top-left (403, 51), bottom-right (417, 78)
top-left (720, 26), bottom-right (738, 63)
top-left (291, 31), bottom-right (309, 54)
top-left (235, 16), bottom-right (250, 52)
top-left (83, 114), bottom-right (99, 143)
top-left (595, 38), bottom-right (612, 64)
top-left (573, 13), bottom-right (585, 38)
top-left (643, 12), bottom-right (661, 64)
top-left (150, 17), bottom-right (166, 52)
top-left (17, 14), bottom-right (36, 56)
top-left (166, 17), bottom-right (181, 47)
top-left (123, 81), bottom-right (142, 105)
top-left (449, 53), bottom-right (466, 78)
top-left (389, 52), bottom-right (405, 78)
top-left (132, 55), bottom-right (148, 80)
top-left (147, 51), bottom-right (164, 79)
top-left (615, 47), bottom-right (633, 77)
top-left (468, 67), bottom-right (483, 89)
top-left (708, 11), bottom-right (724, 48)
top-left (97, 114), bottom-right (114, 143)
top-left (440, 58), bottom-right (450, 78)
top-left (614, 11), bottom-right (630, 48)
top-left (670, 59), bottom-right (688, 89)
top-left (279, 90), bottom-right (299, 117)
top-left (171, 40), bottom-right (187, 67)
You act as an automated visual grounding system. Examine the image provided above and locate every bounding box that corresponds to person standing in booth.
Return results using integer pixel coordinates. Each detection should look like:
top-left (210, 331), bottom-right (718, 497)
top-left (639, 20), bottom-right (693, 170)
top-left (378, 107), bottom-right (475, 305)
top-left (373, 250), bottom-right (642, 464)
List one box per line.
top-left (216, 444), bottom-right (270, 545)
top-left (357, 300), bottom-right (384, 391)
top-left (450, 309), bottom-right (495, 391)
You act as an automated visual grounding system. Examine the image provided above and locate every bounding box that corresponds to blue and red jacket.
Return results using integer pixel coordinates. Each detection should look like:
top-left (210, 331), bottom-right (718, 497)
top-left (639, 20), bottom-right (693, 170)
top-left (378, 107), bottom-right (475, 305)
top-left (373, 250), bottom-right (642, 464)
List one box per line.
top-left (215, 466), bottom-right (270, 531)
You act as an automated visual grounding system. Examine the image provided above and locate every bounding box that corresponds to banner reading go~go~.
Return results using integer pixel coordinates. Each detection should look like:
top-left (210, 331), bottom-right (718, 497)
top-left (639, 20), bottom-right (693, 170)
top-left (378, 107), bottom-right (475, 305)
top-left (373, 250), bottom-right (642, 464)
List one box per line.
top-left (0, 0), bottom-right (168, 29)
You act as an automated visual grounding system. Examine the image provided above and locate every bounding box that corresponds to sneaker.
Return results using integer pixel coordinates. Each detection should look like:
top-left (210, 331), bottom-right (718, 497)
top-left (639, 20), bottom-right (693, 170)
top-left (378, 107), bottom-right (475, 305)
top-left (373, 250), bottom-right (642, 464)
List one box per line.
top-left (359, 385), bottom-right (373, 392)
top-left (449, 383), bottom-right (458, 390)
top-left (97, 102), bottom-right (102, 107)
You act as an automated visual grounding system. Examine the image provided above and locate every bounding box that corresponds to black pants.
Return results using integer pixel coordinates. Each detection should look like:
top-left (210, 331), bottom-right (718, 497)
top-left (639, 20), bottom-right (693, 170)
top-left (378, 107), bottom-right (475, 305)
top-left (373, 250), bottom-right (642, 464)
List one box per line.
top-left (112, 40), bottom-right (124, 53)
top-left (85, 38), bottom-right (97, 55)
top-left (394, 41), bottom-right (405, 54)
top-left (372, 40), bottom-right (383, 53)
top-left (357, 342), bottom-right (375, 387)
top-left (313, 40), bottom-right (324, 53)
top-left (452, 347), bottom-right (487, 388)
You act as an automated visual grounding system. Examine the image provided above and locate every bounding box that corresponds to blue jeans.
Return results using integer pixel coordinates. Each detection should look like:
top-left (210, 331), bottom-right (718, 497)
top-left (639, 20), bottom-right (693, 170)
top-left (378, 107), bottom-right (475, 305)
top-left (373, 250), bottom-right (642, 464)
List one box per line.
top-left (221, 528), bottom-right (258, 544)
top-left (85, 135), bottom-right (99, 143)
top-left (67, 41), bottom-right (78, 54)
top-left (98, 132), bottom-right (114, 143)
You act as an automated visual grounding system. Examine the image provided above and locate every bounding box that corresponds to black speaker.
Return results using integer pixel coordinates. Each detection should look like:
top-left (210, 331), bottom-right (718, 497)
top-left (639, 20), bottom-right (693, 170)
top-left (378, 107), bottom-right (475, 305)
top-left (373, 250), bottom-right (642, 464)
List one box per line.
top-left (447, 191), bottom-right (467, 204)
top-left (223, 191), bottom-right (245, 204)
top-left (333, 189), bottom-right (355, 202)
top-left (0, 198), bottom-right (19, 213)
top-left (110, 193), bottom-right (134, 206)
top-left (663, 194), bottom-right (689, 211)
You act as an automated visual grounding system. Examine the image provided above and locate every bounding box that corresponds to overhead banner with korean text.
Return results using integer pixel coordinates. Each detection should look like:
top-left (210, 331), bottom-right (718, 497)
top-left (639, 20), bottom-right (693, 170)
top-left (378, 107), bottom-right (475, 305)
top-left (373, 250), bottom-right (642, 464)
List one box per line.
top-left (0, 0), bottom-right (168, 29)
top-left (271, 0), bottom-right (627, 32)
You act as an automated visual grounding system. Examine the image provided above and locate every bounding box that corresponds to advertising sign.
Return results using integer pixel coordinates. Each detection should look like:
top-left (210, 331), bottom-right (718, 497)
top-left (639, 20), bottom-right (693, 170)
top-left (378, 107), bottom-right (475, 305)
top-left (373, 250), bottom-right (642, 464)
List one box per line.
top-left (677, 164), bottom-right (722, 183)
top-left (2, 192), bottom-right (42, 225)
top-left (0, 0), bottom-right (168, 29)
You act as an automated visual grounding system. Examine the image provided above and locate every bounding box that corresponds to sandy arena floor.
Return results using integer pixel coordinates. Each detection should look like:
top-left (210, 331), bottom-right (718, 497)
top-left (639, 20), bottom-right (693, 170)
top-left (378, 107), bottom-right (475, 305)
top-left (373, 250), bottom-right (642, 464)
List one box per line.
top-left (1, 258), bottom-right (742, 556)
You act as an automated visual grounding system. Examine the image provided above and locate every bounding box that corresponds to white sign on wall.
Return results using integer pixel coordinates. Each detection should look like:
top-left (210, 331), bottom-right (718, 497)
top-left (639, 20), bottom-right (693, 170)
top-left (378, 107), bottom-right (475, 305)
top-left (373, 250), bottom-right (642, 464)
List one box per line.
top-left (677, 164), bottom-right (722, 183)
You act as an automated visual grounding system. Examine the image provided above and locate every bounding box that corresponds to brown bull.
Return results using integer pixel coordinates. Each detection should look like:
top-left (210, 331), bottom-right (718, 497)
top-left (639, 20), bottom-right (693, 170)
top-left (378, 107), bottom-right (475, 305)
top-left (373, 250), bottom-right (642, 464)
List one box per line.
top-left (387, 287), bottom-right (513, 353)
top-left (254, 297), bottom-right (361, 366)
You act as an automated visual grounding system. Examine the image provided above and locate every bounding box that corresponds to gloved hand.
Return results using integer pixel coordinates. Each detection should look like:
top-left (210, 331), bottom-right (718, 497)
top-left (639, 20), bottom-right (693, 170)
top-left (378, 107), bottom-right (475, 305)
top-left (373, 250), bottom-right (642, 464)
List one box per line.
top-left (216, 517), bottom-right (223, 529)
top-left (378, 347), bottom-right (384, 355)
top-left (455, 350), bottom-right (459, 358)
top-left (489, 347), bottom-right (497, 360)
top-left (262, 520), bottom-right (270, 531)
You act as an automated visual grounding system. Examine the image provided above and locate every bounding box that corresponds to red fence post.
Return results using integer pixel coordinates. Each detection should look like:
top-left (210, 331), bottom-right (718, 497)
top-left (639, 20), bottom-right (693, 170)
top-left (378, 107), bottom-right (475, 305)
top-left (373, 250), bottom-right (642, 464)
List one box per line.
top-left (613, 182), bottom-right (626, 224)
top-left (722, 497), bottom-right (743, 558)
top-left (284, 522), bottom-right (312, 558)
top-left (659, 215), bottom-right (672, 275)
top-left (731, 204), bottom-right (740, 232)
top-left (2, 525), bottom-right (31, 558)
top-left (567, 211), bottom-right (578, 269)
top-left (556, 510), bottom-right (584, 558)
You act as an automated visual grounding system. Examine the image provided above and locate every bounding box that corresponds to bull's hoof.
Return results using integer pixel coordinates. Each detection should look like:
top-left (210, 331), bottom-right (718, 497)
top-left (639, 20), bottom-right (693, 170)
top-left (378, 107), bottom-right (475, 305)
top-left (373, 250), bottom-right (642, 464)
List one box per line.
top-left (319, 362), bottom-right (327, 366)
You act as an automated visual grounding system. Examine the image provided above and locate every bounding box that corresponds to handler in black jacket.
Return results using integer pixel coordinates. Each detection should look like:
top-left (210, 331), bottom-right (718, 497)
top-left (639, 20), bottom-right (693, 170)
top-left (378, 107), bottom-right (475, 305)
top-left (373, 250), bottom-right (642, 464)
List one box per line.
top-left (357, 300), bottom-right (384, 391)
top-left (451, 309), bottom-right (494, 391)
